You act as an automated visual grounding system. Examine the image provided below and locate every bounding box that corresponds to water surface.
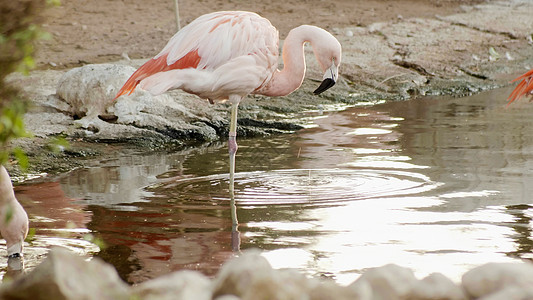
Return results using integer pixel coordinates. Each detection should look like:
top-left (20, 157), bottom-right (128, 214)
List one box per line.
top-left (7, 87), bottom-right (533, 284)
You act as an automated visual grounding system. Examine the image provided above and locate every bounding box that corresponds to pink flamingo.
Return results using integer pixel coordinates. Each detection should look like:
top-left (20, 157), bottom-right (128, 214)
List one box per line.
top-left (0, 166), bottom-right (29, 258)
top-left (114, 11), bottom-right (342, 201)
top-left (508, 69), bottom-right (533, 105)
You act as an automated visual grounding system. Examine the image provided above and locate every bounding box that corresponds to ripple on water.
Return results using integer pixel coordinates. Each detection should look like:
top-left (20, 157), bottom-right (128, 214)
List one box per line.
top-left (152, 169), bottom-right (441, 206)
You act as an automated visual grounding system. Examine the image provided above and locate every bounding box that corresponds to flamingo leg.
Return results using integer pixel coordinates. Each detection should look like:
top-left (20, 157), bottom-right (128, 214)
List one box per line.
top-left (228, 102), bottom-right (239, 227)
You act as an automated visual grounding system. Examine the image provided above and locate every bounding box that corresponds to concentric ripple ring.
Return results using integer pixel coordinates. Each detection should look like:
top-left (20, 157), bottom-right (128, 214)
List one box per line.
top-left (152, 169), bottom-right (440, 206)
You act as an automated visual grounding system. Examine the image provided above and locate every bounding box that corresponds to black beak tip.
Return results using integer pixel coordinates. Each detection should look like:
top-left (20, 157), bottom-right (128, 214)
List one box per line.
top-left (313, 78), bottom-right (336, 95)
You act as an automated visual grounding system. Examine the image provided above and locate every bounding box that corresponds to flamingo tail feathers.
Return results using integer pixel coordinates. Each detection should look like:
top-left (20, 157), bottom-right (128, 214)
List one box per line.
top-left (114, 50), bottom-right (202, 100)
top-left (507, 69), bottom-right (533, 105)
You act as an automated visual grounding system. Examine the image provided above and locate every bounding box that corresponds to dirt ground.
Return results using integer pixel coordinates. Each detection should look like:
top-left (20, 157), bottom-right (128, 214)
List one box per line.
top-left (36, 0), bottom-right (485, 69)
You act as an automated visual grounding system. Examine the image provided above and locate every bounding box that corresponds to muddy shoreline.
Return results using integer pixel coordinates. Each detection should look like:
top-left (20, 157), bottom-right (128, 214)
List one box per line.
top-left (6, 0), bottom-right (533, 179)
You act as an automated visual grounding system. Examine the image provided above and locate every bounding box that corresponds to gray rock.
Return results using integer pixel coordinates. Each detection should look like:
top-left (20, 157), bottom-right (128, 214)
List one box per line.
top-left (23, 112), bottom-right (73, 137)
top-left (214, 296), bottom-right (241, 300)
top-left (212, 251), bottom-right (364, 300)
top-left (211, 250), bottom-right (278, 299)
top-left (410, 272), bottom-right (466, 300)
top-left (56, 64), bottom-right (135, 118)
top-left (0, 247), bottom-right (130, 300)
top-left (306, 276), bottom-right (368, 300)
top-left (131, 270), bottom-right (211, 300)
top-left (53, 62), bottom-right (224, 143)
top-left (480, 285), bottom-right (533, 300)
top-left (348, 264), bottom-right (418, 300)
top-left (462, 262), bottom-right (533, 299)
top-left (112, 91), bottom-right (221, 142)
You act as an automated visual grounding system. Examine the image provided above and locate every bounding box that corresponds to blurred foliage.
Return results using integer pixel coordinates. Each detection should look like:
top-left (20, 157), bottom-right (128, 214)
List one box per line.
top-left (0, 0), bottom-right (59, 167)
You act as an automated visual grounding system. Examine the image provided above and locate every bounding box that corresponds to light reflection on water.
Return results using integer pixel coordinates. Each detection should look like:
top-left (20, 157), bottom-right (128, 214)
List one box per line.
top-left (7, 86), bottom-right (533, 285)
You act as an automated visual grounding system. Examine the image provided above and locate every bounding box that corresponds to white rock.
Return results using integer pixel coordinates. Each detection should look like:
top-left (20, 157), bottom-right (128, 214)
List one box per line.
top-left (212, 250), bottom-right (277, 299)
top-left (410, 272), bottom-right (466, 300)
top-left (56, 64), bottom-right (136, 118)
top-left (308, 277), bottom-right (368, 300)
top-left (348, 264), bottom-right (418, 300)
top-left (213, 251), bottom-right (362, 300)
top-left (480, 285), bottom-right (533, 300)
top-left (214, 295), bottom-right (241, 300)
top-left (462, 262), bottom-right (533, 298)
top-left (0, 246), bottom-right (129, 300)
top-left (131, 270), bottom-right (211, 300)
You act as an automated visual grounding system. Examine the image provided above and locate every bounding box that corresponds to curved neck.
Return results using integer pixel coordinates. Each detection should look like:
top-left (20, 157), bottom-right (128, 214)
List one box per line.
top-left (259, 26), bottom-right (315, 97)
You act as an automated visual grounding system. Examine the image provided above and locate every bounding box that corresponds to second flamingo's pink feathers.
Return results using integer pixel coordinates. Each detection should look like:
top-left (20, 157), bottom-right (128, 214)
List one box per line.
top-left (508, 69), bottom-right (533, 105)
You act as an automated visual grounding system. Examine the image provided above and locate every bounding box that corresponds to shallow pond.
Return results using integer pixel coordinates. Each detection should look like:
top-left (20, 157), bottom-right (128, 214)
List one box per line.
top-left (6, 86), bottom-right (533, 284)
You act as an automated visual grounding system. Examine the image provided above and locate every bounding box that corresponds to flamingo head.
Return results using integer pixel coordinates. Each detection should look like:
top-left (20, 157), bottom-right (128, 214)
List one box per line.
top-left (313, 31), bottom-right (342, 95)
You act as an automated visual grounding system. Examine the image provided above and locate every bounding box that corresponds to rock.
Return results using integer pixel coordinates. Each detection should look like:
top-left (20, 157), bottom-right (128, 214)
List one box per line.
top-left (0, 247), bottom-right (130, 300)
top-left (410, 272), bottom-right (466, 300)
top-left (306, 276), bottom-right (368, 300)
top-left (214, 295), bottom-right (241, 300)
top-left (56, 64), bottom-right (136, 118)
top-left (112, 91), bottom-right (220, 142)
top-left (212, 251), bottom-right (363, 300)
top-left (23, 112), bottom-right (73, 137)
top-left (462, 262), bottom-right (533, 298)
top-left (212, 250), bottom-right (278, 299)
top-left (348, 264), bottom-right (418, 300)
top-left (480, 285), bottom-right (533, 300)
top-left (53, 62), bottom-right (224, 143)
top-left (273, 268), bottom-right (360, 300)
top-left (131, 270), bottom-right (211, 300)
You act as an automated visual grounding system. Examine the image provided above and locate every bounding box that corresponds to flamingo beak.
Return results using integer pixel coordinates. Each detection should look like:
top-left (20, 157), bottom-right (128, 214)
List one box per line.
top-left (314, 61), bottom-right (338, 95)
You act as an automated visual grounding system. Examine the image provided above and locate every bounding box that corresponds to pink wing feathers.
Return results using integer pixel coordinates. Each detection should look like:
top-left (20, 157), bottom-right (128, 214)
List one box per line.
top-left (114, 11), bottom-right (279, 100)
top-left (114, 50), bottom-right (201, 99)
top-left (507, 69), bottom-right (533, 105)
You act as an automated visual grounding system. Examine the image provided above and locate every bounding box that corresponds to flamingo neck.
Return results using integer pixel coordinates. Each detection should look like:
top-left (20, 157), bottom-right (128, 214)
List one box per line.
top-left (0, 166), bottom-right (16, 205)
top-left (260, 26), bottom-right (316, 97)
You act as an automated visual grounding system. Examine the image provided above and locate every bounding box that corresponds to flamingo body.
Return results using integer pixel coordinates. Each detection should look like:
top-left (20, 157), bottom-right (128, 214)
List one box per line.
top-left (508, 69), bottom-right (533, 105)
top-left (115, 11), bottom-right (341, 102)
top-left (0, 166), bottom-right (28, 258)
top-left (115, 11), bottom-right (280, 102)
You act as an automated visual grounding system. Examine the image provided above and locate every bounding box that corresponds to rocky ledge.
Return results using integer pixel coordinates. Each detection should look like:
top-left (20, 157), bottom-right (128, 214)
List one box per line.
top-left (1, 247), bottom-right (533, 300)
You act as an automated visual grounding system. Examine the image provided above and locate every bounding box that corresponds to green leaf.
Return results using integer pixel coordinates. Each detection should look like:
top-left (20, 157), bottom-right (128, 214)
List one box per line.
top-left (489, 47), bottom-right (500, 61)
top-left (46, 0), bottom-right (61, 6)
top-left (13, 147), bottom-right (29, 170)
top-left (25, 227), bottom-right (36, 242)
top-left (48, 136), bottom-right (70, 152)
